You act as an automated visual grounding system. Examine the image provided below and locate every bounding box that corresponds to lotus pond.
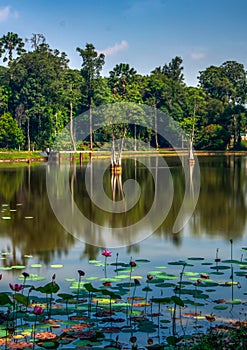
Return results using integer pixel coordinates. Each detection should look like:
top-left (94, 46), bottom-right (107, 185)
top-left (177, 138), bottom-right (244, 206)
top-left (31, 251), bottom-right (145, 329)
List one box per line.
top-left (0, 155), bottom-right (246, 349)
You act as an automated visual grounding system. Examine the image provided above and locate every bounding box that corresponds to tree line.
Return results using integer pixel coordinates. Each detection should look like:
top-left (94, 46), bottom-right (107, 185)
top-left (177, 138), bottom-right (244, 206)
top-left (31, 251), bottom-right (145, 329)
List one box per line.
top-left (0, 31), bottom-right (246, 151)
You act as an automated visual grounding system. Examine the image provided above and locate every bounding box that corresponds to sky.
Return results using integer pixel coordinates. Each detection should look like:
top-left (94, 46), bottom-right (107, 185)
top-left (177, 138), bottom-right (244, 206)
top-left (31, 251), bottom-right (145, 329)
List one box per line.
top-left (0, 0), bottom-right (247, 86)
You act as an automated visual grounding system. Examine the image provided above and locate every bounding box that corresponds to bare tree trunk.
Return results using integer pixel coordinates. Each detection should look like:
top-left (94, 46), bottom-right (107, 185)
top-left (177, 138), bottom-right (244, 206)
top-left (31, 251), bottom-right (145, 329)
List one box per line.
top-left (154, 107), bottom-right (158, 149)
top-left (70, 102), bottom-right (76, 151)
top-left (27, 117), bottom-right (30, 151)
top-left (111, 134), bottom-right (116, 165)
top-left (89, 104), bottom-right (93, 150)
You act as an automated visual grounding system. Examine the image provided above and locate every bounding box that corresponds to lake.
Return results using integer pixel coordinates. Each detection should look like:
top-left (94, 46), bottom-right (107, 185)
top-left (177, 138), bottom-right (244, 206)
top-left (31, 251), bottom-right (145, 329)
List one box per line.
top-left (0, 155), bottom-right (246, 347)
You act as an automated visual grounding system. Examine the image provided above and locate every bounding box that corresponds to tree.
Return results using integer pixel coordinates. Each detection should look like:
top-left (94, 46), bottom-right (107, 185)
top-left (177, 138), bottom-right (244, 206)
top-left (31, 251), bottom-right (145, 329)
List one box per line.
top-left (198, 60), bottom-right (247, 148)
top-left (0, 32), bottom-right (26, 65)
top-left (76, 43), bottom-right (105, 149)
top-left (9, 44), bottom-right (68, 150)
top-left (0, 112), bottom-right (24, 149)
top-left (57, 68), bottom-right (84, 150)
top-left (162, 56), bottom-right (184, 82)
top-left (109, 63), bottom-right (137, 97)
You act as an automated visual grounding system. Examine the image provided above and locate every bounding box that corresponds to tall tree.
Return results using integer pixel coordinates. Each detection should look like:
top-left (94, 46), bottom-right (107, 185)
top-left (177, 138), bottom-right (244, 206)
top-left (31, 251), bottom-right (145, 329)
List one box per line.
top-left (0, 32), bottom-right (26, 65)
top-left (76, 43), bottom-right (105, 149)
top-left (57, 68), bottom-right (84, 150)
top-left (9, 45), bottom-right (68, 150)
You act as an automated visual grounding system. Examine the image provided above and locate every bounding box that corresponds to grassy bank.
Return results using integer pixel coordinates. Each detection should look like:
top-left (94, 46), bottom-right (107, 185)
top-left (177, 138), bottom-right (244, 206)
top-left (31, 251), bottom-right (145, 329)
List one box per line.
top-left (0, 151), bottom-right (45, 162)
top-left (0, 149), bottom-right (247, 163)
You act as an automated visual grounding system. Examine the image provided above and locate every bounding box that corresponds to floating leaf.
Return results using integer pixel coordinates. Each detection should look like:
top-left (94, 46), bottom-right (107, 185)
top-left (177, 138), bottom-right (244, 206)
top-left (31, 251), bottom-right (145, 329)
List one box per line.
top-left (184, 272), bottom-right (199, 276)
top-left (135, 259), bottom-right (150, 263)
top-left (227, 299), bottom-right (242, 305)
top-left (50, 264), bottom-right (63, 268)
top-left (188, 257), bottom-right (204, 261)
top-left (1, 216), bottom-right (11, 220)
top-left (214, 305), bottom-right (228, 310)
top-left (30, 264), bottom-right (42, 268)
top-left (24, 216), bottom-right (34, 219)
top-left (222, 259), bottom-right (243, 265)
top-left (11, 265), bottom-right (26, 269)
top-left (201, 262), bottom-right (213, 266)
top-left (168, 260), bottom-right (187, 266)
top-left (210, 265), bottom-right (231, 270)
top-left (171, 296), bottom-right (184, 307)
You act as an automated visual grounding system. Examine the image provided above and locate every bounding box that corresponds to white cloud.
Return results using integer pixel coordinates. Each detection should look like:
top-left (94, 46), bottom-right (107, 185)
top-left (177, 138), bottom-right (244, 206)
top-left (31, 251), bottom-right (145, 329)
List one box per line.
top-left (0, 6), bottom-right (10, 22)
top-left (190, 52), bottom-right (206, 60)
top-left (0, 6), bottom-right (19, 22)
top-left (100, 40), bottom-right (128, 56)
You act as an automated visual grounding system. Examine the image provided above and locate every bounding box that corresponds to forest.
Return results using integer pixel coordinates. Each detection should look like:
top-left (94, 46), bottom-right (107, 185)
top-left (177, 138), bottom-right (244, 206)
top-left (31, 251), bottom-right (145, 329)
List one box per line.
top-left (0, 31), bottom-right (247, 151)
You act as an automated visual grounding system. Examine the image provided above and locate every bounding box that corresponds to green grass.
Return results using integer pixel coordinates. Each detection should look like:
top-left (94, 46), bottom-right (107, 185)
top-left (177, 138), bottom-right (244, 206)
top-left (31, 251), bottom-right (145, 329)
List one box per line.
top-left (0, 150), bottom-right (43, 161)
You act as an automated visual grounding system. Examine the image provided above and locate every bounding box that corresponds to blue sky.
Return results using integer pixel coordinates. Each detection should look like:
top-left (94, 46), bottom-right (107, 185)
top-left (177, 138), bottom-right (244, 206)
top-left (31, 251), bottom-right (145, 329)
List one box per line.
top-left (0, 0), bottom-right (247, 86)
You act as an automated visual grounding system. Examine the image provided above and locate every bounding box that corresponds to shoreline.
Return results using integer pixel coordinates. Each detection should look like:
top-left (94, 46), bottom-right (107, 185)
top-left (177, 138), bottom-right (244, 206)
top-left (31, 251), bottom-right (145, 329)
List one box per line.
top-left (0, 149), bottom-right (246, 163)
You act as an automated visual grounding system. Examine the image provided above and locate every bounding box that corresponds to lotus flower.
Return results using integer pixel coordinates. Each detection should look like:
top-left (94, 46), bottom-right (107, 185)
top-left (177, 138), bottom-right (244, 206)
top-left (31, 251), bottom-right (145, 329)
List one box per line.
top-left (102, 249), bottom-right (112, 257)
top-left (9, 283), bottom-right (23, 292)
top-left (102, 249), bottom-right (111, 278)
top-left (33, 305), bottom-right (44, 315)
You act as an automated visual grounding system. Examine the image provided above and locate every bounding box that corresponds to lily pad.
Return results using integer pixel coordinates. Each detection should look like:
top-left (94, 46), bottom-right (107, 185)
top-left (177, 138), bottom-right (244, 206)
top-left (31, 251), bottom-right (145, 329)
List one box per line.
top-left (214, 305), bottom-right (228, 310)
top-left (50, 264), bottom-right (63, 268)
top-left (135, 259), bottom-right (150, 263)
top-left (30, 264), bottom-right (42, 268)
top-left (210, 265), bottom-right (231, 270)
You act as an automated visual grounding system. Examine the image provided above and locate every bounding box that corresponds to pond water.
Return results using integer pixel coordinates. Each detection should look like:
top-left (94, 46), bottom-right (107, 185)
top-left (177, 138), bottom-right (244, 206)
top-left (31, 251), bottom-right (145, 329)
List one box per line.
top-left (0, 155), bottom-right (246, 348)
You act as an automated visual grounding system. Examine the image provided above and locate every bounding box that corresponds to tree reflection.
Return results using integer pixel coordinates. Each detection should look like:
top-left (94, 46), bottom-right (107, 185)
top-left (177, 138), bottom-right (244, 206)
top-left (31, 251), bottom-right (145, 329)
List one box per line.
top-left (0, 165), bottom-right (76, 268)
top-left (0, 156), bottom-right (246, 265)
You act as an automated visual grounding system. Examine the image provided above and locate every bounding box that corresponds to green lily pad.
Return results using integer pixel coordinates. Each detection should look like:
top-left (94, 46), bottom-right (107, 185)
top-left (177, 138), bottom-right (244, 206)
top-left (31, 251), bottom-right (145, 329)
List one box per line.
top-left (50, 264), bottom-right (63, 268)
top-left (155, 282), bottom-right (176, 288)
top-left (210, 265), bottom-right (231, 270)
top-left (65, 278), bottom-right (76, 282)
top-left (85, 276), bottom-right (98, 281)
top-left (114, 275), bottom-right (130, 279)
top-left (168, 260), bottom-right (187, 266)
top-left (184, 272), bottom-right (199, 276)
top-left (30, 264), bottom-right (42, 268)
top-left (2, 216), bottom-right (11, 220)
top-left (201, 262), bottom-right (213, 266)
top-left (100, 278), bottom-right (120, 282)
top-left (135, 259), bottom-right (150, 263)
top-left (222, 259), bottom-right (243, 265)
top-left (163, 274), bottom-right (178, 280)
top-left (227, 299), bottom-right (242, 305)
top-left (214, 305), bottom-right (228, 310)
top-left (188, 257), bottom-right (204, 261)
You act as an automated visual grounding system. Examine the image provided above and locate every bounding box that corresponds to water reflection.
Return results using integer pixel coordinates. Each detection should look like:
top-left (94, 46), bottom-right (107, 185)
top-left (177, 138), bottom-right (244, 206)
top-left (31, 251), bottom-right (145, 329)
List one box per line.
top-left (0, 156), bottom-right (246, 265)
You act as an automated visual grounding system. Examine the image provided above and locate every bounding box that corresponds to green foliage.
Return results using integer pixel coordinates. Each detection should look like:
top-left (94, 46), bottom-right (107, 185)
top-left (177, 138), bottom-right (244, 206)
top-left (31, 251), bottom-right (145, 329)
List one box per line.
top-left (36, 282), bottom-right (60, 294)
top-left (13, 293), bottom-right (30, 307)
top-left (0, 112), bottom-right (24, 148)
top-left (0, 31), bottom-right (246, 151)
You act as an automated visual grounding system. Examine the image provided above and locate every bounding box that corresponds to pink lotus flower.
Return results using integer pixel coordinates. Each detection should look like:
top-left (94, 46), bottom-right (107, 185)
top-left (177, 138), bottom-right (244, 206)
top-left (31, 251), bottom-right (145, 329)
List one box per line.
top-left (9, 283), bottom-right (23, 292)
top-left (102, 249), bottom-right (112, 257)
top-left (33, 305), bottom-right (44, 315)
